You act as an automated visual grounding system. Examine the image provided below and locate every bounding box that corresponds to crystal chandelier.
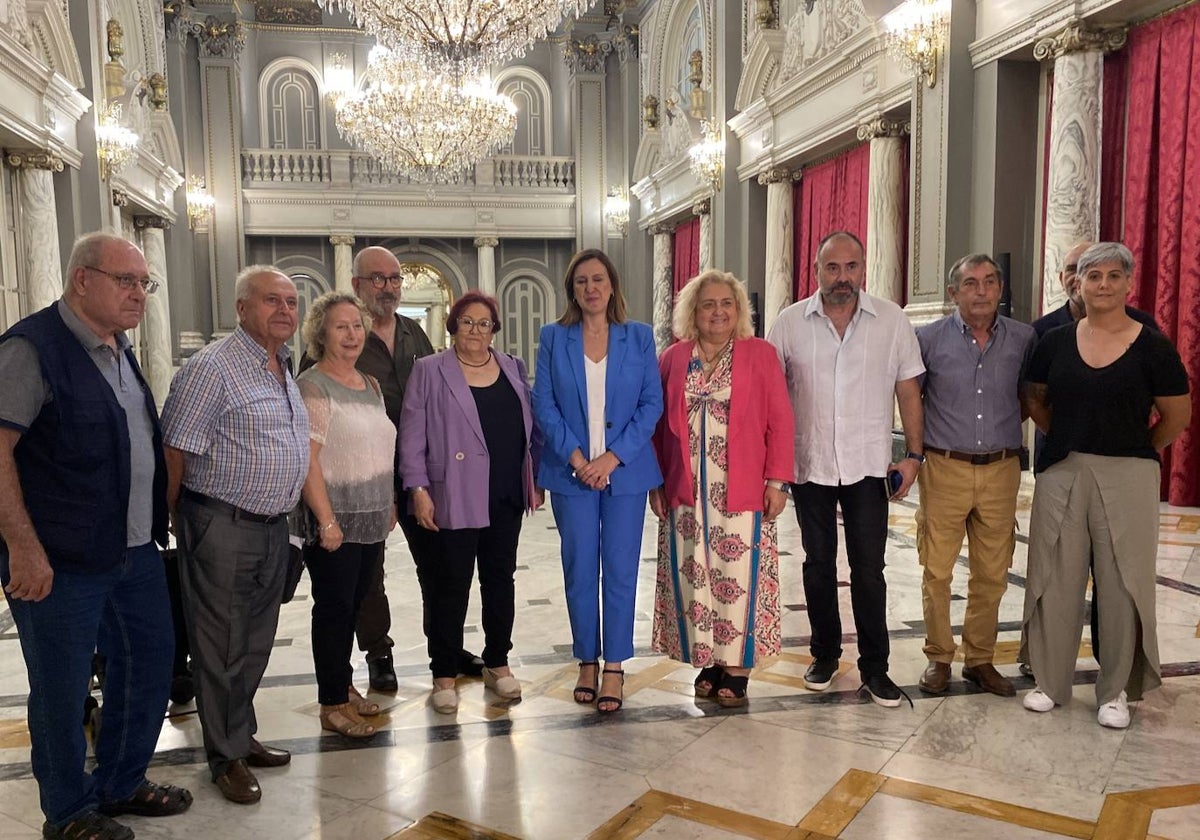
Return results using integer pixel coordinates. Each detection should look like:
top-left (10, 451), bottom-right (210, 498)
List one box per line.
top-left (96, 102), bottom-right (139, 180)
top-left (317, 0), bottom-right (592, 77)
top-left (185, 175), bottom-right (216, 229)
top-left (688, 120), bottom-right (724, 192)
top-left (881, 0), bottom-right (951, 88)
top-left (335, 47), bottom-right (517, 183)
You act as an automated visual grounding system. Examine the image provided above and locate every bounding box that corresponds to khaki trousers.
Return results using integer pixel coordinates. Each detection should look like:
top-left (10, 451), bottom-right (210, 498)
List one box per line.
top-left (916, 453), bottom-right (1021, 665)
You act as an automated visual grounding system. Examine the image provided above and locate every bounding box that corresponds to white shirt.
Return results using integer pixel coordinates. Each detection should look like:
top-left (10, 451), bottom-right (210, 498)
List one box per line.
top-left (584, 355), bottom-right (607, 459)
top-left (767, 290), bottom-right (924, 486)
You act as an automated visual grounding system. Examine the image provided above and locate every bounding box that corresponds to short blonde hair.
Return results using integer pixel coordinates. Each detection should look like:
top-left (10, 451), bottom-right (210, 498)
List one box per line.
top-left (302, 292), bottom-right (371, 361)
top-left (672, 270), bottom-right (755, 341)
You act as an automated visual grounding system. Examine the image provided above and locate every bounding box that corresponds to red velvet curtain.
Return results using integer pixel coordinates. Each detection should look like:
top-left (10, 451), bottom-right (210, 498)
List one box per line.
top-left (793, 143), bottom-right (870, 299)
top-left (1119, 3), bottom-right (1200, 505)
top-left (1100, 51), bottom-right (1129, 241)
top-left (672, 217), bottom-right (700, 296)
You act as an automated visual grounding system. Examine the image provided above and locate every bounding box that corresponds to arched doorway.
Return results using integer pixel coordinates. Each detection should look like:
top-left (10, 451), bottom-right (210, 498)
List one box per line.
top-left (398, 261), bottom-right (454, 350)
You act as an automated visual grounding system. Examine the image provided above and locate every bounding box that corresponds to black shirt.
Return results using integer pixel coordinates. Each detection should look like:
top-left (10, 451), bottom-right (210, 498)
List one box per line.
top-left (1027, 322), bottom-right (1190, 472)
top-left (470, 373), bottom-right (526, 513)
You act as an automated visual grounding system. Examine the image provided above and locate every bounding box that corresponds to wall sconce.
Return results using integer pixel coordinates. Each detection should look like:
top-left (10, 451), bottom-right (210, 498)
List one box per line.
top-left (96, 101), bottom-right (139, 180)
top-left (325, 52), bottom-right (354, 105)
top-left (604, 186), bottom-right (630, 236)
top-left (186, 175), bottom-right (215, 229)
top-left (881, 0), bottom-right (951, 88)
top-left (688, 120), bottom-right (724, 192)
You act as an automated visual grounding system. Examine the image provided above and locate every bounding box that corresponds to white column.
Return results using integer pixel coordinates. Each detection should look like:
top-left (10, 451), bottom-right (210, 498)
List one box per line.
top-left (330, 235), bottom-right (354, 292)
top-left (694, 198), bottom-right (713, 272)
top-left (474, 236), bottom-right (498, 296)
top-left (137, 217), bottom-right (174, 409)
top-left (858, 119), bottom-right (909, 304)
top-left (757, 167), bottom-right (794, 333)
top-left (6, 151), bottom-right (66, 311)
top-left (1034, 21), bottom-right (1127, 311)
top-left (651, 223), bottom-right (674, 351)
top-left (427, 303), bottom-right (447, 350)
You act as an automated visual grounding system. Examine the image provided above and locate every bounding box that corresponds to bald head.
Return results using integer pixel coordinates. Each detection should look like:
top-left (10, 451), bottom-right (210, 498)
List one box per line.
top-left (1059, 241), bottom-right (1093, 310)
top-left (352, 246), bottom-right (403, 320)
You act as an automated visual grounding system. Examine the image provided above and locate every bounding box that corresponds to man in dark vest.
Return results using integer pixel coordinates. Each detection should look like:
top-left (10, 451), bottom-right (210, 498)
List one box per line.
top-left (0, 233), bottom-right (191, 840)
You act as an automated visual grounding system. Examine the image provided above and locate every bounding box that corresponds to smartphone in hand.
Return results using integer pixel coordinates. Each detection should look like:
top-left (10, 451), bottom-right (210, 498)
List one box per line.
top-left (887, 469), bottom-right (903, 498)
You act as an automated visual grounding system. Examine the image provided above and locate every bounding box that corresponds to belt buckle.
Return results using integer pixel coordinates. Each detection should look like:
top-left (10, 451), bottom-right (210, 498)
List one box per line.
top-left (971, 453), bottom-right (990, 466)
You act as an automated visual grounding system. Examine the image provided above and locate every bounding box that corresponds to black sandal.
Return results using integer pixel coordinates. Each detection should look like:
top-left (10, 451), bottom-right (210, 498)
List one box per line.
top-left (694, 665), bottom-right (725, 698)
top-left (597, 667), bottom-right (625, 714)
top-left (42, 812), bottom-right (134, 840)
top-left (98, 779), bottom-right (193, 817)
top-left (715, 673), bottom-right (749, 708)
top-left (573, 661), bottom-right (599, 704)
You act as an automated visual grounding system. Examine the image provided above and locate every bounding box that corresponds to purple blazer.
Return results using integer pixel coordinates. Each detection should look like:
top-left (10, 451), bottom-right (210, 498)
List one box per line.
top-left (399, 348), bottom-right (541, 530)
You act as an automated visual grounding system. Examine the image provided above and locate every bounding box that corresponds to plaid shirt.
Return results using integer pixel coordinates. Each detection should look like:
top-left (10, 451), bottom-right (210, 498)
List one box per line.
top-left (162, 326), bottom-right (309, 515)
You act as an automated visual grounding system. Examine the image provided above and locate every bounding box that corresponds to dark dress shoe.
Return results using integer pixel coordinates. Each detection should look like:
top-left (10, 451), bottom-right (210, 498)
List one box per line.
top-left (169, 674), bottom-right (195, 705)
top-left (918, 661), bottom-right (951, 694)
top-left (215, 759), bottom-right (261, 804)
top-left (962, 663), bottom-right (1016, 697)
top-left (458, 650), bottom-right (485, 677)
top-left (246, 738), bottom-right (290, 767)
top-left (368, 654), bottom-right (399, 692)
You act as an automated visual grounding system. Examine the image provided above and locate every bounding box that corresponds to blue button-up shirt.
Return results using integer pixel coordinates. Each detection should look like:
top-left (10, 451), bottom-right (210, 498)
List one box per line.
top-left (917, 311), bottom-right (1036, 453)
top-left (162, 326), bottom-right (309, 515)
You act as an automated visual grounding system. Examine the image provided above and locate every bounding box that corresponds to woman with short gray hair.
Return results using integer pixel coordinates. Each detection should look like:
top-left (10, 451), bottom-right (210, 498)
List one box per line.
top-left (1021, 242), bottom-right (1191, 728)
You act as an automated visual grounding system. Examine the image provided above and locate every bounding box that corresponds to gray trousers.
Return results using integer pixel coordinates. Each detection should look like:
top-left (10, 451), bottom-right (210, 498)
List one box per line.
top-left (1023, 453), bottom-right (1161, 707)
top-left (177, 496), bottom-right (288, 779)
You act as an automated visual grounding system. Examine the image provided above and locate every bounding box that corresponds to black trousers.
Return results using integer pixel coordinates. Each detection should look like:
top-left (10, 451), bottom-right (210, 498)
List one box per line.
top-left (427, 506), bottom-right (523, 678)
top-left (792, 478), bottom-right (891, 678)
top-left (306, 540), bottom-right (385, 705)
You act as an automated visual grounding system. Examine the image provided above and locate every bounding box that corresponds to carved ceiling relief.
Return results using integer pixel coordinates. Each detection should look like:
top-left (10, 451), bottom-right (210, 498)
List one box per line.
top-left (1, 0), bottom-right (34, 50)
top-left (778, 0), bottom-right (870, 82)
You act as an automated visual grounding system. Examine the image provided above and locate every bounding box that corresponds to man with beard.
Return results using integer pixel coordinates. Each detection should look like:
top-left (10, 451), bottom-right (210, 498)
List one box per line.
top-left (336, 246), bottom-right (484, 689)
top-left (768, 231), bottom-right (925, 707)
top-left (162, 266), bottom-right (309, 803)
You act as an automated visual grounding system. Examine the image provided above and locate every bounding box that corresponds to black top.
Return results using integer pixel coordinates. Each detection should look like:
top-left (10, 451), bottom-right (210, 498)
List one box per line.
top-left (470, 373), bottom-right (526, 513)
top-left (1027, 322), bottom-right (1190, 472)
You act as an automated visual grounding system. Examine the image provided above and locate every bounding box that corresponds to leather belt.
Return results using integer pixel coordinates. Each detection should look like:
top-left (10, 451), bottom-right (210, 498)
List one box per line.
top-left (925, 446), bottom-right (1022, 466)
top-left (180, 488), bottom-right (286, 524)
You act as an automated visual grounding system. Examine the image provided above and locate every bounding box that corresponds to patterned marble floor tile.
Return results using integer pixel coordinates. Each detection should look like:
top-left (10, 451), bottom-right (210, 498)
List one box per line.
top-left (1147, 801), bottom-right (1200, 840)
top-left (840, 794), bottom-right (1072, 840)
top-left (636, 814), bottom-right (760, 839)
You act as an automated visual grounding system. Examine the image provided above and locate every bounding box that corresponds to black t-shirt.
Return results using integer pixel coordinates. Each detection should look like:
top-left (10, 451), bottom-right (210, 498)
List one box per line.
top-left (470, 373), bottom-right (526, 513)
top-left (1027, 322), bottom-right (1190, 472)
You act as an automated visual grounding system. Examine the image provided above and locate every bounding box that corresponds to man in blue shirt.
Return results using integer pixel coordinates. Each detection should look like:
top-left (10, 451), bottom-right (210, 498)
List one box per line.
top-left (0, 233), bottom-right (191, 840)
top-left (915, 253), bottom-right (1036, 697)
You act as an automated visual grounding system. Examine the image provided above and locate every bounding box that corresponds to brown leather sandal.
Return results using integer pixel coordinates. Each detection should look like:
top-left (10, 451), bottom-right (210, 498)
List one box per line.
top-left (347, 685), bottom-right (381, 716)
top-left (320, 703), bottom-right (377, 738)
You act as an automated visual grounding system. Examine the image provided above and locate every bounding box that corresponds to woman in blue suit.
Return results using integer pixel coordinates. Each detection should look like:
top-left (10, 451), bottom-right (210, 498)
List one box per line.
top-left (533, 248), bottom-right (663, 713)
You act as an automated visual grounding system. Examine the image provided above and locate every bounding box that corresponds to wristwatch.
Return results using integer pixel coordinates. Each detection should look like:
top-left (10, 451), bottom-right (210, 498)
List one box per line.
top-left (905, 451), bottom-right (926, 464)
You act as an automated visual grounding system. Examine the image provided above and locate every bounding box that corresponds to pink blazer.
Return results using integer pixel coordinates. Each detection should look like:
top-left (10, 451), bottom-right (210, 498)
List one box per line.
top-left (653, 337), bottom-right (794, 512)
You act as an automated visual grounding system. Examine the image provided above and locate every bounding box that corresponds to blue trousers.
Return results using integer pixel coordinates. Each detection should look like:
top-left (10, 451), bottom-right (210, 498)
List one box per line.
top-left (1, 543), bottom-right (172, 827)
top-left (550, 491), bottom-right (647, 662)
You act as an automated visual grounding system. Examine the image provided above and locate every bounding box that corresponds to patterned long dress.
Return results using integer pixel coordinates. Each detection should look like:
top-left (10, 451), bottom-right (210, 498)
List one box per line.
top-left (651, 344), bottom-right (782, 668)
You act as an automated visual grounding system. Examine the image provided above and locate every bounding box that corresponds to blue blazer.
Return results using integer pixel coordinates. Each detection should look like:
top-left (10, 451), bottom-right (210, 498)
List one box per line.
top-left (399, 349), bottom-right (542, 530)
top-left (532, 320), bottom-right (663, 496)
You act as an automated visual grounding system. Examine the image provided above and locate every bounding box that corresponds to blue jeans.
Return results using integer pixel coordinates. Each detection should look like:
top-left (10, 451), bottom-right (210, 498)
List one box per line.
top-left (1, 542), bottom-right (173, 827)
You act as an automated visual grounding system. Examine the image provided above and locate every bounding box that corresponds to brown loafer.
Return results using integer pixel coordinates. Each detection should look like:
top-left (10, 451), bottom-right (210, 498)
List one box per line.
top-left (215, 759), bottom-right (261, 804)
top-left (962, 663), bottom-right (1015, 697)
top-left (246, 738), bottom-right (290, 767)
top-left (918, 661), bottom-right (951, 694)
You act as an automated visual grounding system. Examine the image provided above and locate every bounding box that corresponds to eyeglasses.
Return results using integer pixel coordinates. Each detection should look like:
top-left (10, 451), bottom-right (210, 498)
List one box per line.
top-left (85, 265), bottom-right (159, 294)
top-left (358, 273), bottom-right (403, 289)
top-left (459, 317), bottom-right (494, 332)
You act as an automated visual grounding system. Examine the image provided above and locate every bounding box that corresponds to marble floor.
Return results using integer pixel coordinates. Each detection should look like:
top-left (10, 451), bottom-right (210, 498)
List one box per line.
top-left (2, 474), bottom-right (1199, 839)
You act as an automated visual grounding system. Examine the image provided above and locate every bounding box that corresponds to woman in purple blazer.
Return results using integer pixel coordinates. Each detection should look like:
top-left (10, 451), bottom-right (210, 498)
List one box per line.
top-left (399, 292), bottom-right (543, 714)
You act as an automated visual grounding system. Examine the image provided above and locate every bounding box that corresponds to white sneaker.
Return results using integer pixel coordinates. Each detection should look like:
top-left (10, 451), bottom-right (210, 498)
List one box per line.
top-left (1023, 687), bottom-right (1055, 712)
top-left (1097, 691), bottom-right (1130, 729)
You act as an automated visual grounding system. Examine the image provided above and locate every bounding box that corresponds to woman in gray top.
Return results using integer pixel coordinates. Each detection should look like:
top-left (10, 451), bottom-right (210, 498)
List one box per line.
top-left (297, 293), bottom-right (396, 738)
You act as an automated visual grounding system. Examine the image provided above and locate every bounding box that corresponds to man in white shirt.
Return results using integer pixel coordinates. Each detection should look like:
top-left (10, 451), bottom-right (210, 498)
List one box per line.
top-left (768, 231), bottom-right (925, 707)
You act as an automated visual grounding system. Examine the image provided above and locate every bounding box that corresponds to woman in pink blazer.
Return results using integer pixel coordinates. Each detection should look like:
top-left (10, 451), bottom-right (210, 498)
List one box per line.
top-left (399, 292), bottom-right (542, 714)
top-left (649, 270), bottom-right (794, 707)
